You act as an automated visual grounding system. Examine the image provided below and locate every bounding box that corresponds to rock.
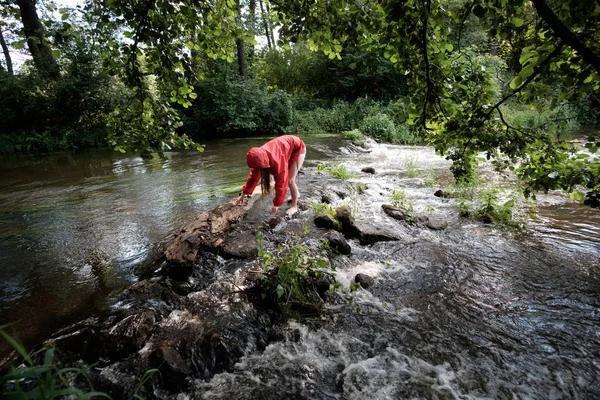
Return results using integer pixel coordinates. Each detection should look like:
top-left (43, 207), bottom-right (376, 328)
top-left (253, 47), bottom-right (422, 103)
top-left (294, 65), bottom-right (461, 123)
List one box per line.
top-left (149, 343), bottom-right (190, 380)
top-left (382, 204), bottom-right (411, 221)
top-left (434, 189), bottom-right (453, 198)
top-left (323, 230), bottom-right (351, 255)
top-left (361, 167), bottom-right (376, 174)
top-left (103, 310), bottom-right (156, 355)
top-left (44, 318), bottom-right (101, 361)
top-left (355, 273), bottom-right (375, 289)
top-left (382, 204), bottom-right (428, 224)
top-left (335, 191), bottom-right (347, 199)
top-left (314, 276), bottom-right (333, 296)
top-left (353, 222), bottom-right (400, 245)
top-left (314, 214), bottom-right (341, 231)
top-left (321, 194), bottom-right (333, 204)
top-left (478, 214), bottom-right (494, 224)
top-left (335, 205), bottom-right (354, 229)
top-left (219, 230), bottom-right (259, 259)
top-left (425, 218), bottom-right (448, 230)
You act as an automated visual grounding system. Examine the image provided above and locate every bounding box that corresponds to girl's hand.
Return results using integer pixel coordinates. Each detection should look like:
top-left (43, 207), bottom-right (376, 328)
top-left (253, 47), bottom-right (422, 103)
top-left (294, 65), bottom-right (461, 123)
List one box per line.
top-left (235, 194), bottom-right (247, 206)
top-left (270, 206), bottom-right (279, 216)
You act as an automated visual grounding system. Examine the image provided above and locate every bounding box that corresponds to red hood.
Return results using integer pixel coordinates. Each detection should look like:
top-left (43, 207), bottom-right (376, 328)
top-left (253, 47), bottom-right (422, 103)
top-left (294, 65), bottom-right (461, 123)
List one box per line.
top-left (246, 147), bottom-right (270, 169)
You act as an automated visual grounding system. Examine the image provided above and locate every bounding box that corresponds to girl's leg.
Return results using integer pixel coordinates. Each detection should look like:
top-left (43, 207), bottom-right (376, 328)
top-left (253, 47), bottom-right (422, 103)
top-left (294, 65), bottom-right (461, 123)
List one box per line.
top-left (286, 152), bottom-right (306, 215)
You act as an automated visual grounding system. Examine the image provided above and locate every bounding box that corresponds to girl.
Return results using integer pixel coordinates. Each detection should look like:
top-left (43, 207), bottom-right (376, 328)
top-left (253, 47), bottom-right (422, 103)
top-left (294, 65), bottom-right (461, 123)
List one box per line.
top-left (236, 135), bottom-right (306, 216)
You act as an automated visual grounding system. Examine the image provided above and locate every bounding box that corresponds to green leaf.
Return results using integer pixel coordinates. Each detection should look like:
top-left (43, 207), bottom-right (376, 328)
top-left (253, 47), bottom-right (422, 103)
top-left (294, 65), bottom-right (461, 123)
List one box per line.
top-left (512, 17), bottom-right (524, 27)
top-left (275, 284), bottom-right (285, 299)
top-left (189, 93), bottom-right (197, 99)
top-left (51, 50), bottom-right (61, 58)
top-left (509, 75), bottom-right (522, 89)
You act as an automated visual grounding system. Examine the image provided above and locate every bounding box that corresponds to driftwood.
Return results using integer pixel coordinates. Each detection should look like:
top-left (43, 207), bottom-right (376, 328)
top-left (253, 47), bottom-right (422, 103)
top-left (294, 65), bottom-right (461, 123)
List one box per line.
top-left (165, 192), bottom-right (261, 267)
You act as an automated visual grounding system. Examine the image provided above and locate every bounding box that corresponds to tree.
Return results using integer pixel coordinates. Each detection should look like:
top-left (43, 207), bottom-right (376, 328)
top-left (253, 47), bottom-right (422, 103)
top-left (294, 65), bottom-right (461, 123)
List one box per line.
top-left (0, 28), bottom-right (12, 74)
top-left (87, 0), bottom-right (255, 156)
top-left (16, 0), bottom-right (59, 77)
top-left (268, 0), bottom-right (600, 207)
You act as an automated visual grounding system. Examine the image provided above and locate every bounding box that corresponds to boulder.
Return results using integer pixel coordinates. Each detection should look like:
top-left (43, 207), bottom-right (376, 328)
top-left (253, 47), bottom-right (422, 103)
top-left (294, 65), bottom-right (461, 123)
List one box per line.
top-left (314, 214), bottom-right (341, 231)
top-left (355, 273), bottom-right (375, 289)
top-left (323, 230), bottom-right (351, 255)
top-left (434, 189), bottom-right (453, 198)
top-left (382, 204), bottom-right (428, 224)
top-left (353, 222), bottom-right (400, 245)
top-left (335, 205), bottom-right (354, 230)
top-left (425, 218), bottom-right (448, 230)
top-left (361, 167), bottom-right (376, 174)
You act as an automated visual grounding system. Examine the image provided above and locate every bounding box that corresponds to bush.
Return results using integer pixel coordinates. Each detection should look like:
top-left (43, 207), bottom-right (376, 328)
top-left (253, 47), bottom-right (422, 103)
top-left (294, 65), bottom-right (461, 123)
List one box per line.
top-left (180, 77), bottom-right (293, 137)
top-left (0, 55), bottom-right (116, 154)
top-left (359, 113), bottom-right (396, 142)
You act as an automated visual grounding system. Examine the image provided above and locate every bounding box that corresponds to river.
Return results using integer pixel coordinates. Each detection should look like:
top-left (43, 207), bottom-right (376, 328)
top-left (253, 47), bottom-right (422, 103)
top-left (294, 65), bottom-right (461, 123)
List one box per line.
top-left (1, 135), bottom-right (599, 398)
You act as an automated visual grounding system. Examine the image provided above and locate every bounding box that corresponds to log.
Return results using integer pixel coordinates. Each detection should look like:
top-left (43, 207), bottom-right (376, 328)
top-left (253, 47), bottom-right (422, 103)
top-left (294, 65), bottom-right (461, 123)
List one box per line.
top-left (165, 192), bottom-right (261, 267)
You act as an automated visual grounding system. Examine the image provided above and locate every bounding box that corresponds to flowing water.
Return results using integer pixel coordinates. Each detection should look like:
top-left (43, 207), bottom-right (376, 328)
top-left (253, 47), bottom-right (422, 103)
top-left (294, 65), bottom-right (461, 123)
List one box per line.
top-left (1, 135), bottom-right (599, 399)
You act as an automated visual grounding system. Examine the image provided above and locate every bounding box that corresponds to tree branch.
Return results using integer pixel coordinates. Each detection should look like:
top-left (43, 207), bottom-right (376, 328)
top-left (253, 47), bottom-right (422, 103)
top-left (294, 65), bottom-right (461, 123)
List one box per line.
top-left (531, 0), bottom-right (600, 76)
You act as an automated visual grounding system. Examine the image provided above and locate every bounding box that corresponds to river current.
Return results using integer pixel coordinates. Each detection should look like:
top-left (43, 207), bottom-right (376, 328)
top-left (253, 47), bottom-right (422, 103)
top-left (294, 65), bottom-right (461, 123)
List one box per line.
top-left (1, 135), bottom-right (599, 398)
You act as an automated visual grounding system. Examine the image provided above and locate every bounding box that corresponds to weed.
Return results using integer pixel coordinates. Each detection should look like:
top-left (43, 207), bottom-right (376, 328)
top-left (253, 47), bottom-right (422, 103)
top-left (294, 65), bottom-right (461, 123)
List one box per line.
top-left (311, 202), bottom-right (337, 217)
top-left (0, 326), bottom-right (112, 399)
top-left (402, 156), bottom-right (420, 178)
top-left (390, 186), bottom-right (414, 212)
top-left (254, 232), bottom-right (333, 317)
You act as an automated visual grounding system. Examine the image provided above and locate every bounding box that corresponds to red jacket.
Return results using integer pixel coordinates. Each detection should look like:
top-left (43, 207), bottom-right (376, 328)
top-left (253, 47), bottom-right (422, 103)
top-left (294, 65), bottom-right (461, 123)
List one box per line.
top-left (242, 135), bottom-right (306, 207)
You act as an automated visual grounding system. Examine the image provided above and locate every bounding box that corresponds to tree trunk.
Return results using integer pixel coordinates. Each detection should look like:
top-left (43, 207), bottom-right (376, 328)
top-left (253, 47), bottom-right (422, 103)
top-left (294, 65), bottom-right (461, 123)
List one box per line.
top-left (0, 29), bottom-right (13, 75)
top-left (235, 0), bottom-right (247, 79)
top-left (265, 1), bottom-right (276, 49)
top-left (248, 0), bottom-right (256, 59)
top-left (259, 0), bottom-right (272, 49)
top-left (16, 0), bottom-right (59, 78)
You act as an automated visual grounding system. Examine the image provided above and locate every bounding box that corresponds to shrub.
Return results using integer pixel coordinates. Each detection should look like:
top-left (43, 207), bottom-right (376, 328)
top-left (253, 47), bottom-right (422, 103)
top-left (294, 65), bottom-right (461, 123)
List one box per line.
top-left (359, 113), bottom-right (397, 142)
top-left (180, 77), bottom-right (293, 137)
top-left (342, 129), bottom-right (364, 142)
top-left (254, 233), bottom-right (332, 317)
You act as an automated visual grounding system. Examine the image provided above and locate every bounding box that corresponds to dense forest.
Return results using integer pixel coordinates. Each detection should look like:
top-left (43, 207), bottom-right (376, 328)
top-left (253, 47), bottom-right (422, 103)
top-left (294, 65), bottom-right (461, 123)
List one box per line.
top-left (0, 0), bottom-right (599, 205)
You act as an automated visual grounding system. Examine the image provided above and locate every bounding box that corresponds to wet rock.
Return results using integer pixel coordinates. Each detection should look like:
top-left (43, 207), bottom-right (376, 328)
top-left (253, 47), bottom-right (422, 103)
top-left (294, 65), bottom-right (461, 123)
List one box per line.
top-left (434, 189), bottom-right (453, 198)
top-left (382, 204), bottom-right (428, 224)
top-left (361, 166), bottom-right (376, 174)
top-left (219, 230), bottom-right (258, 259)
top-left (323, 230), bottom-right (351, 255)
top-left (314, 214), bottom-right (341, 231)
top-left (353, 222), bottom-right (400, 245)
top-left (102, 310), bottom-right (156, 355)
top-left (478, 214), bottom-right (494, 224)
top-left (149, 343), bottom-right (190, 388)
top-left (44, 318), bottom-right (100, 361)
top-left (321, 194), bottom-right (333, 204)
top-left (335, 191), bottom-right (347, 199)
top-left (355, 273), bottom-right (375, 289)
top-left (425, 218), bottom-right (448, 230)
top-left (335, 205), bottom-right (354, 231)
top-left (382, 204), bottom-right (412, 221)
top-left (314, 276), bottom-right (333, 296)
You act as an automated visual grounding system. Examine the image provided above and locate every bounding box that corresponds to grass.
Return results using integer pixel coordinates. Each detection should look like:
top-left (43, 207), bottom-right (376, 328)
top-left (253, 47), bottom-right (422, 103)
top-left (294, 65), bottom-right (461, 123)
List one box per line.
top-left (0, 326), bottom-right (111, 399)
top-left (317, 163), bottom-right (355, 179)
top-left (390, 186), bottom-right (414, 212)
